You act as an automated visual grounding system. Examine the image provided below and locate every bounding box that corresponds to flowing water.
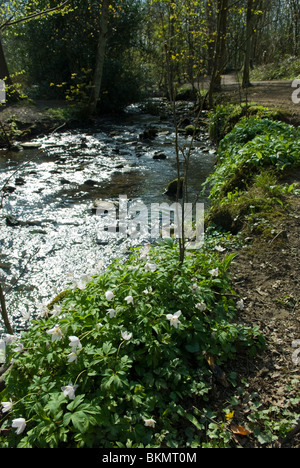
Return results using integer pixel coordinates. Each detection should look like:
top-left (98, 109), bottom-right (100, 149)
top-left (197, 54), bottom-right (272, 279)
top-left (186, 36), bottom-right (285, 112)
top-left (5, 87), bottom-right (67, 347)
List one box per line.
top-left (0, 101), bottom-right (216, 330)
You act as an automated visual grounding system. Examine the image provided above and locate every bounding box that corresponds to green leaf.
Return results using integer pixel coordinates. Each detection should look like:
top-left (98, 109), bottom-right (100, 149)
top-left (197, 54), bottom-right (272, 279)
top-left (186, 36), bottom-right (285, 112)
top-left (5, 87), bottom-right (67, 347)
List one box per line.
top-left (185, 341), bottom-right (200, 353)
top-left (71, 411), bottom-right (90, 433)
top-left (184, 413), bottom-right (205, 431)
top-left (67, 394), bottom-right (86, 412)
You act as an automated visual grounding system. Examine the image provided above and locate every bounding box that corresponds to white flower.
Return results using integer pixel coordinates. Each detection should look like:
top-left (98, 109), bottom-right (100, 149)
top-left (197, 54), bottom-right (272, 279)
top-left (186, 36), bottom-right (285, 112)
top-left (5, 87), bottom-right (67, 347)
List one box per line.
top-left (192, 283), bottom-right (199, 292)
top-left (21, 310), bottom-right (31, 322)
top-left (105, 290), bottom-right (115, 301)
top-left (67, 351), bottom-right (78, 363)
top-left (143, 287), bottom-right (153, 294)
top-left (125, 295), bottom-right (134, 305)
top-left (12, 418), bottom-right (26, 435)
top-left (61, 383), bottom-right (78, 400)
top-left (51, 304), bottom-right (62, 318)
top-left (0, 339), bottom-right (6, 363)
top-left (1, 399), bottom-right (13, 413)
top-left (139, 245), bottom-right (151, 260)
top-left (195, 302), bottom-right (206, 311)
top-left (166, 310), bottom-right (182, 328)
top-left (38, 303), bottom-right (49, 318)
top-left (97, 322), bottom-right (104, 329)
top-left (236, 299), bottom-right (245, 310)
top-left (3, 334), bottom-right (18, 345)
top-left (209, 267), bottom-right (219, 277)
top-left (75, 279), bottom-right (87, 290)
top-left (13, 343), bottom-right (24, 353)
top-left (215, 245), bottom-right (226, 252)
top-left (144, 418), bottom-right (156, 428)
top-left (46, 324), bottom-right (63, 341)
top-left (75, 274), bottom-right (91, 290)
top-left (145, 262), bottom-right (157, 272)
top-left (69, 336), bottom-right (82, 350)
top-left (107, 308), bottom-right (117, 318)
top-left (121, 331), bottom-right (132, 341)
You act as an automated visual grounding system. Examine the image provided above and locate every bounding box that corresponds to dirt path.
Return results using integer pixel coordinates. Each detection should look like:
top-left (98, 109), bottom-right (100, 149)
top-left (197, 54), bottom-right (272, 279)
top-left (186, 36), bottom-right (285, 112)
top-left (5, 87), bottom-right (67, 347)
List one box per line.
top-left (219, 75), bottom-right (300, 126)
top-left (211, 170), bottom-right (300, 448)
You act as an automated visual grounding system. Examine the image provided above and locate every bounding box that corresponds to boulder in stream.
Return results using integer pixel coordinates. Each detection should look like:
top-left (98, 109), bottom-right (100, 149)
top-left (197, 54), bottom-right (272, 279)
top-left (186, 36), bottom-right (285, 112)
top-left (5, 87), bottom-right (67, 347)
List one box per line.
top-left (165, 177), bottom-right (184, 198)
top-left (139, 126), bottom-right (158, 140)
top-left (153, 152), bottom-right (167, 160)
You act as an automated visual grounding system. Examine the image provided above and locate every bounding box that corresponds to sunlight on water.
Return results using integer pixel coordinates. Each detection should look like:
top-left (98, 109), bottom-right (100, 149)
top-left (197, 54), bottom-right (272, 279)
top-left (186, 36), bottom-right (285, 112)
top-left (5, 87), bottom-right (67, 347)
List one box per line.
top-left (0, 104), bottom-right (216, 330)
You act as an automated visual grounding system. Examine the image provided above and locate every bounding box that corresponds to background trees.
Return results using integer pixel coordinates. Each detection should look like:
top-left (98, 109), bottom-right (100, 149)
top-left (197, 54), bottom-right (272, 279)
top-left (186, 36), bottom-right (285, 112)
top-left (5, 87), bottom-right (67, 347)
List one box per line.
top-left (0, 0), bottom-right (299, 113)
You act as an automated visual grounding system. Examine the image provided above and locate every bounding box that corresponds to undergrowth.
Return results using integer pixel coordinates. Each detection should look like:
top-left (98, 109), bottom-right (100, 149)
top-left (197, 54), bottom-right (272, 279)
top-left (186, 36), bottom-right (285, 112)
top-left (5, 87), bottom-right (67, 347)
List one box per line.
top-left (0, 239), bottom-right (265, 448)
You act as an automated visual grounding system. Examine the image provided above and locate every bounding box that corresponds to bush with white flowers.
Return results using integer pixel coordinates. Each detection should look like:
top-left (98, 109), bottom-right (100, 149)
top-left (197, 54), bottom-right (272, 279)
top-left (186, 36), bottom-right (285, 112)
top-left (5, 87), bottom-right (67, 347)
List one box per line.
top-left (0, 240), bottom-right (265, 448)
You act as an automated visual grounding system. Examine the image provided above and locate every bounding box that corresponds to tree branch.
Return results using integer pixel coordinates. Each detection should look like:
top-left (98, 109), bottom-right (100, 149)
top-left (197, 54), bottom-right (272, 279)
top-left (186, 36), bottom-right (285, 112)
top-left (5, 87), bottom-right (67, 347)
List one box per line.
top-left (0, 0), bottom-right (71, 30)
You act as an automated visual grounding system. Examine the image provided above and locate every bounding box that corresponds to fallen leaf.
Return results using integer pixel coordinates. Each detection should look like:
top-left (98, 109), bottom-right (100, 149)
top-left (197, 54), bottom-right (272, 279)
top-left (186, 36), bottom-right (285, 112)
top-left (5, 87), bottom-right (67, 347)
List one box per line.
top-left (230, 424), bottom-right (252, 436)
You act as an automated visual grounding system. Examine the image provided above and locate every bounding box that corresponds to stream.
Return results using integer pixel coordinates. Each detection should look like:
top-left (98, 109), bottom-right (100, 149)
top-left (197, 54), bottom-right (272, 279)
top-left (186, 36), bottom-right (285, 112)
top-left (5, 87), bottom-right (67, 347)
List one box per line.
top-left (0, 100), bottom-right (217, 331)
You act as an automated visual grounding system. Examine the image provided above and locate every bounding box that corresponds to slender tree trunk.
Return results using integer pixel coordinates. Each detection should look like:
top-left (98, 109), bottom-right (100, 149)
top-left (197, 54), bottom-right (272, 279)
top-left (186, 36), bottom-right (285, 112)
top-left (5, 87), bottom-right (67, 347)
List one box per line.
top-left (166, 4), bottom-right (176, 102)
top-left (0, 284), bottom-right (13, 335)
top-left (206, 0), bottom-right (215, 76)
top-left (242, 0), bottom-right (254, 88)
top-left (208, 0), bottom-right (228, 108)
top-left (88, 0), bottom-right (110, 115)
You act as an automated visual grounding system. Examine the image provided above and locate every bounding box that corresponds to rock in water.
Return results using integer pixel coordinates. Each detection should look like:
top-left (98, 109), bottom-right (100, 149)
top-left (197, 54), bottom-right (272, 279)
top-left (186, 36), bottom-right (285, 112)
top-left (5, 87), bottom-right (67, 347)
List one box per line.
top-left (165, 178), bottom-right (184, 198)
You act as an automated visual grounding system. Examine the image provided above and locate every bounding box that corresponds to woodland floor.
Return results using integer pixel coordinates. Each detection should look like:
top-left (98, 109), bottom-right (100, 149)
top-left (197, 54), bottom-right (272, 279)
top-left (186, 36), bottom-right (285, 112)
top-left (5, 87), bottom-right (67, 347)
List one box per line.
top-left (217, 178), bottom-right (300, 448)
top-left (217, 77), bottom-right (300, 448)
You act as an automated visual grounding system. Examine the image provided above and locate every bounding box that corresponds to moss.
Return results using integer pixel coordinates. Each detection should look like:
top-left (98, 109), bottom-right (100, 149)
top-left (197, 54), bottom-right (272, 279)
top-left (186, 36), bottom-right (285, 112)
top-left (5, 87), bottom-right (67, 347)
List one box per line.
top-left (165, 177), bottom-right (184, 198)
top-left (184, 125), bottom-right (200, 136)
top-left (207, 170), bottom-right (288, 236)
top-left (47, 290), bottom-right (69, 311)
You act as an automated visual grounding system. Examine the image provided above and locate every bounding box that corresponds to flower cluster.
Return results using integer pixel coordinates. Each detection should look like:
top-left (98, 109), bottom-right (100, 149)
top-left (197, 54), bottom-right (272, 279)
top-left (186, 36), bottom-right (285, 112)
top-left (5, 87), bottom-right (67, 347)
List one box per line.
top-left (0, 242), bottom-right (262, 448)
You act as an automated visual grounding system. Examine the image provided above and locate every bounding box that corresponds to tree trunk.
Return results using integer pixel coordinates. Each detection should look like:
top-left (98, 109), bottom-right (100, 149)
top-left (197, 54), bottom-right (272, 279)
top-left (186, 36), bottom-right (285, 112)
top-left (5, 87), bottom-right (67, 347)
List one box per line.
top-left (87, 0), bottom-right (110, 115)
top-left (0, 284), bottom-right (13, 335)
top-left (208, 0), bottom-right (228, 108)
top-left (0, 36), bottom-right (19, 102)
top-left (242, 0), bottom-right (254, 88)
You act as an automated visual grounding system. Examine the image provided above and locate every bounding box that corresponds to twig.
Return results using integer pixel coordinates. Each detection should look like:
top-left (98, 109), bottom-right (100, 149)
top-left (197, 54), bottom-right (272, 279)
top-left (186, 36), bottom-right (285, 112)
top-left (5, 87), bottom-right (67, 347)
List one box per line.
top-left (50, 121), bottom-right (66, 135)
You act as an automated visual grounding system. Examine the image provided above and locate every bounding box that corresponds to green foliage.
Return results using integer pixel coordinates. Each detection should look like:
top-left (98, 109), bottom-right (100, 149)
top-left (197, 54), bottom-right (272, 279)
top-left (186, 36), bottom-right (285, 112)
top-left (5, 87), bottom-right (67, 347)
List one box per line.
top-left (0, 241), bottom-right (265, 448)
top-left (251, 55), bottom-right (300, 81)
top-left (5, 0), bottom-right (147, 111)
top-left (205, 118), bottom-right (300, 201)
top-left (208, 104), bottom-right (287, 143)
